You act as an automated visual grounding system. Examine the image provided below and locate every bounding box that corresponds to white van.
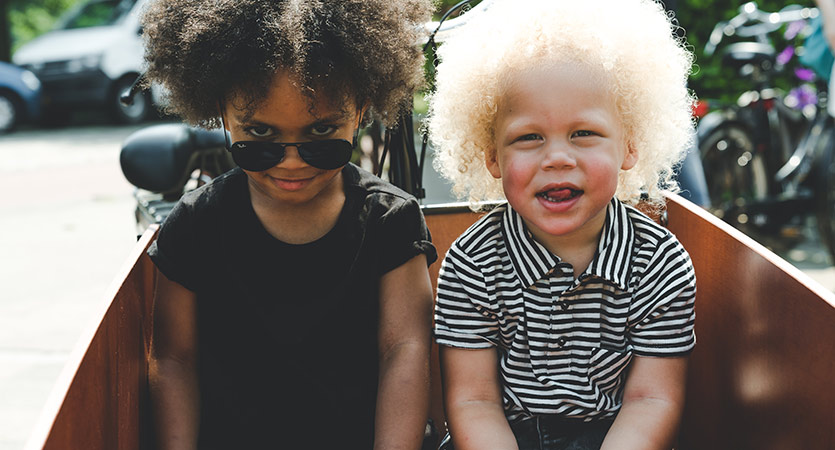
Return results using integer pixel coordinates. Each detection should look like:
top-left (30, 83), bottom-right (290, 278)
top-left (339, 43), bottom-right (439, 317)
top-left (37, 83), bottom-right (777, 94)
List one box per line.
top-left (12, 0), bottom-right (159, 124)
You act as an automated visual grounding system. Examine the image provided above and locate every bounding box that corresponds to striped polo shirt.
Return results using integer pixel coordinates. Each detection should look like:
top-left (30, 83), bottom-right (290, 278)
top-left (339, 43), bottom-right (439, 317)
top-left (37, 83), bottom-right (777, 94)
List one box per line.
top-left (434, 198), bottom-right (696, 422)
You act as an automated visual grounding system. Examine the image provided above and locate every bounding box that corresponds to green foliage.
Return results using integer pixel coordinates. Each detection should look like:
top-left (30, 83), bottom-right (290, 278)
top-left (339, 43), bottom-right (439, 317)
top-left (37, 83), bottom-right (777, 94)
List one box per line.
top-left (677, 0), bottom-right (815, 103)
top-left (8, 0), bottom-right (80, 55)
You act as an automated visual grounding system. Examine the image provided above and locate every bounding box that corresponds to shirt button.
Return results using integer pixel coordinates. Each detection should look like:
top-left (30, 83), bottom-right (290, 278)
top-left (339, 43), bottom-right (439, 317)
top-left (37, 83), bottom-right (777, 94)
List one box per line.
top-left (556, 337), bottom-right (567, 347)
top-left (560, 302), bottom-right (569, 310)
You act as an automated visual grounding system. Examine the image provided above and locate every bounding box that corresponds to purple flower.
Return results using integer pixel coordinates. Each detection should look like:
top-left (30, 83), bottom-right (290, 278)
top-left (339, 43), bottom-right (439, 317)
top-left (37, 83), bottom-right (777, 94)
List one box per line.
top-left (788, 85), bottom-right (818, 108)
top-left (785, 20), bottom-right (806, 40)
top-left (778, 46), bottom-right (795, 65)
top-left (795, 67), bottom-right (816, 82)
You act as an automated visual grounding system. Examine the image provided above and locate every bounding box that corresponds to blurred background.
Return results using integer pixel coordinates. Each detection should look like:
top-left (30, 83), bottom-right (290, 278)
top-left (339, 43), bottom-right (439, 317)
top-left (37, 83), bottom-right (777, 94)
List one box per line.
top-left (2, 0), bottom-right (835, 449)
top-left (0, 0), bottom-right (820, 132)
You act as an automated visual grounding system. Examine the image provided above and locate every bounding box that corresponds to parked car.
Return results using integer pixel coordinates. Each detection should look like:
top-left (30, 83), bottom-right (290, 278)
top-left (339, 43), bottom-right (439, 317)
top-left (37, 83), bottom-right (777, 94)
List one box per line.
top-left (0, 61), bottom-right (42, 134)
top-left (12, 0), bottom-right (158, 125)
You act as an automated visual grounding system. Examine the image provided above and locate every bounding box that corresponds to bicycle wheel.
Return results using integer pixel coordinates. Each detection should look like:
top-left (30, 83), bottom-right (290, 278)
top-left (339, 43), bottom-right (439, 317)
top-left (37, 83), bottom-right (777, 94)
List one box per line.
top-left (813, 124), bottom-right (835, 263)
top-left (698, 123), bottom-right (768, 226)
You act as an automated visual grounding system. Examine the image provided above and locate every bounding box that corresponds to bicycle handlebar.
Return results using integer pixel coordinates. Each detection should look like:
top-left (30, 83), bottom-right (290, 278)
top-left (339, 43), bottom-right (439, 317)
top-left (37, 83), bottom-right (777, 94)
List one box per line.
top-left (419, 0), bottom-right (497, 44)
top-left (704, 2), bottom-right (818, 57)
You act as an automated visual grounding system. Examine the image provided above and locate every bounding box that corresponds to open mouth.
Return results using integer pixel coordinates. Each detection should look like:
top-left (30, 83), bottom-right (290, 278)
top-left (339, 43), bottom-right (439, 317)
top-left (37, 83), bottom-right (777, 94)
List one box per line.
top-left (536, 187), bottom-right (582, 202)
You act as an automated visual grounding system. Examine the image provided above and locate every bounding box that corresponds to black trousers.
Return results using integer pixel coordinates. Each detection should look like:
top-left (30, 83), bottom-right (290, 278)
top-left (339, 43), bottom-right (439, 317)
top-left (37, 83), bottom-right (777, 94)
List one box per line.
top-left (439, 415), bottom-right (615, 450)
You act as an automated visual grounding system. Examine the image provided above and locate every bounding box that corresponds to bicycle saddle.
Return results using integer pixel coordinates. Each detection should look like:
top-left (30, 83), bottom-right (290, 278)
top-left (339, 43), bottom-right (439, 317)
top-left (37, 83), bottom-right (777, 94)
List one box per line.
top-left (120, 123), bottom-right (200, 195)
top-left (721, 42), bottom-right (775, 69)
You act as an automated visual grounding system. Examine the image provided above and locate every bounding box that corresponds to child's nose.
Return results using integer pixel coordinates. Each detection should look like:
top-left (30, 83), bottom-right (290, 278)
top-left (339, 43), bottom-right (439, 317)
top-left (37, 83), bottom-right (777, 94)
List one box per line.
top-left (541, 141), bottom-right (576, 169)
top-left (276, 145), bottom-right (308, 169)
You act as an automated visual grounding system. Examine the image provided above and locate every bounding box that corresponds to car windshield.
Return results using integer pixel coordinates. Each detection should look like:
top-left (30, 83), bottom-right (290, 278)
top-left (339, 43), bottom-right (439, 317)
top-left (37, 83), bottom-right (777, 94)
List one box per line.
top-left (58, 0), bottom-right (136, 29)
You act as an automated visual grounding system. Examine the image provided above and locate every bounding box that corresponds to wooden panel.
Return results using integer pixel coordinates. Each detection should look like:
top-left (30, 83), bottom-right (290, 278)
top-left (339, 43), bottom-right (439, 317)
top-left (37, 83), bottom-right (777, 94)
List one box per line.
top-left (666, 195), bottom-right (835, 450)
top-left (26, 226), bottom-right (159, 450)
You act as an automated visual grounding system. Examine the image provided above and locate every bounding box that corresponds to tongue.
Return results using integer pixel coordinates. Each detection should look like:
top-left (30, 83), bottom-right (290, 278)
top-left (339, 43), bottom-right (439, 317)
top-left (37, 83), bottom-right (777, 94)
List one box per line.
top-left (544, 188), bottom-right (575, 201)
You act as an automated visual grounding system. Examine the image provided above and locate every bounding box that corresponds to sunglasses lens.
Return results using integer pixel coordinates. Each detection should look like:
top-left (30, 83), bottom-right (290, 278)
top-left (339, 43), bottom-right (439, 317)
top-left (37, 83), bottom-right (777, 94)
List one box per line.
top-left (230, 142), bottom-right (284, 172)
top-left (229, 139), bottom-right (354, 171)
top-left (298, 140), bottom-right (354, 170)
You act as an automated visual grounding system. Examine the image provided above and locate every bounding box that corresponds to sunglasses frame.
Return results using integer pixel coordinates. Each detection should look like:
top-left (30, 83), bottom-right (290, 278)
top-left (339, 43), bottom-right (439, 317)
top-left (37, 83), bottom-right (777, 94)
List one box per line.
top-left (218, 102), bottom-right (361, 172)
top-left (227, 137), bottom-right (356, 171)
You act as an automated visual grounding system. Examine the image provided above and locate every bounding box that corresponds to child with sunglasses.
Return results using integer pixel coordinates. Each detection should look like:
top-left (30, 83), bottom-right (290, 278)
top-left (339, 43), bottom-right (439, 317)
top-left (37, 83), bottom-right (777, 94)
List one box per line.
top-left (140, 0), bottom-right (437, 448)
top-left (428, 0), bottom-right (697, 448)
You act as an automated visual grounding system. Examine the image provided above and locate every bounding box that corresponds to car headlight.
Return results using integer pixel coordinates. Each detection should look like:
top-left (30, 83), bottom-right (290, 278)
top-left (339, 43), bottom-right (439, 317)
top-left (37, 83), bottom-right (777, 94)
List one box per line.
top-left (20, 70), bottom-right (41, 91)
top-left (21, 63), bottom-right (43, 73)
top-left (66, 54), bottom-right (102, 73)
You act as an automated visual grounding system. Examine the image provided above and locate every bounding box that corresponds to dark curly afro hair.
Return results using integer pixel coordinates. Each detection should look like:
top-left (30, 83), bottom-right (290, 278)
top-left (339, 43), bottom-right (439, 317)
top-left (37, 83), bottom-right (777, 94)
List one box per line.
top-left (141, 0), bottom-right (435, 128)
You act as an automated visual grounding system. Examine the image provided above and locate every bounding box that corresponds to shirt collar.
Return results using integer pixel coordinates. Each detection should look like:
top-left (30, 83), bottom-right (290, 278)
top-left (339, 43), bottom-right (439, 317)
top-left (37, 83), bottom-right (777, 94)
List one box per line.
top-left (587, 198), bottom-right (635, 290)
top-left (502, 205), bottom-right (558, 289)
top-left (501, 198), bottom-right (634, 290)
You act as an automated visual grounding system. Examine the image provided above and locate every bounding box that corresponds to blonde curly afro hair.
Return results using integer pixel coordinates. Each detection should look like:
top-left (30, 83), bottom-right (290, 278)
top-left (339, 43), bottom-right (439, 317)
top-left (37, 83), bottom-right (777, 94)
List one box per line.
top-left (142, 0), bottom-right (434, 128)
top-left (427, 0), bottom-right (695, 207)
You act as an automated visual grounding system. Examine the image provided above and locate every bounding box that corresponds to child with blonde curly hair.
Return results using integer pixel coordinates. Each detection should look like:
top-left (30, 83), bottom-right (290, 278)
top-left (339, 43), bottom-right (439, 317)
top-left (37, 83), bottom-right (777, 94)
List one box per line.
top-left (429, 0), bottom-right (697, 448)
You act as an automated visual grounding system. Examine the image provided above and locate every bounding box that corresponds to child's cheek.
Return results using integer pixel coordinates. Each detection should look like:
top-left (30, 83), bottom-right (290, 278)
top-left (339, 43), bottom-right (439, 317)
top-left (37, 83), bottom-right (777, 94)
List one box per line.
top-left (499, 158), bottom-right (536, 198)
top-left (586, 158), bottom-right (621, 196)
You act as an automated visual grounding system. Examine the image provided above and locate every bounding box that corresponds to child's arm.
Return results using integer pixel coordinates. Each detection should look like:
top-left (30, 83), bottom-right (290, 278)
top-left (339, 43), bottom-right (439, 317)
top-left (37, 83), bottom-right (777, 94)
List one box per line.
top-left (148, 272), bottom-right (200, 450)
top-left (373, 254), bottom-right (433, 450)
top-left (600, 355), bottom-right (688, 450)
top-left (441, 345), bottom-right (518, 450)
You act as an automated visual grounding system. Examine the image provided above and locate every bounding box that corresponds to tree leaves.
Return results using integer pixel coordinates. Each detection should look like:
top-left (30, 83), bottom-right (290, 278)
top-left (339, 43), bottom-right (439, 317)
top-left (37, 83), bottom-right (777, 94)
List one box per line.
top-left (2, 0), bottom-right (79, 60)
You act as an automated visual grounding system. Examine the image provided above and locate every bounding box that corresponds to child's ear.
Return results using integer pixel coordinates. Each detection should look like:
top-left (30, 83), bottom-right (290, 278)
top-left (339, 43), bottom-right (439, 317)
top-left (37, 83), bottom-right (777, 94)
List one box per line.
top-left (217, 101), bottom-right (230, 132)
top-left (485, 148), bottom-right (502, 179)
top-left (621, 143), bottom-right (638, 171)
top-left (356, 103), bottom-right (370, 127)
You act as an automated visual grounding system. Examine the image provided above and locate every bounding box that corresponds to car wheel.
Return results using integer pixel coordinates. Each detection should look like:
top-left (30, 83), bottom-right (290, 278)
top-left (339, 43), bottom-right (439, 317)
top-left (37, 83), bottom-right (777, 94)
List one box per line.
top-left (112, 76), bottom-right (150, 125)
top-left (0, 93), bottom-right (19, 133)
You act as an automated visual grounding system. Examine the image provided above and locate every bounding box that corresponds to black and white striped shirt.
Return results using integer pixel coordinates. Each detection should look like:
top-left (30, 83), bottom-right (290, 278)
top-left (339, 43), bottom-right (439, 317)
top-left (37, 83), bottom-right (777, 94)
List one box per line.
top-left (434, 199), bottom-right (696, 421)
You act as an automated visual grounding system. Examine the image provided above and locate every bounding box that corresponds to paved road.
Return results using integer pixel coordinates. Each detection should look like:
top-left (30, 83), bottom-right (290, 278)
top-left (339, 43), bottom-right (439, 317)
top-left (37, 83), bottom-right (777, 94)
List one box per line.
top-left (0, 122), bottom-right (146, 450)
top-left (744, 218), bottom-right (835, 292)
top-left (0, 120), bottom-right (833, 449)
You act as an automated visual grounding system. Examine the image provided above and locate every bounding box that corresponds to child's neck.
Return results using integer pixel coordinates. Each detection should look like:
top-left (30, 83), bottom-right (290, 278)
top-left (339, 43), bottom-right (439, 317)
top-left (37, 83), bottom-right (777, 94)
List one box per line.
top-left (248, 174), bottom-right (346, 245)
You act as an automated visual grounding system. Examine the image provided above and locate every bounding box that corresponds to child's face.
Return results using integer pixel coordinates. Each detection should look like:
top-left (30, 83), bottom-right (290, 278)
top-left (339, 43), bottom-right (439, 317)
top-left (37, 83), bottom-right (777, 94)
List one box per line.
top-left (488, 62), bottom-right (637, 249)
top-left (222, 72), bottom-right (362, 206)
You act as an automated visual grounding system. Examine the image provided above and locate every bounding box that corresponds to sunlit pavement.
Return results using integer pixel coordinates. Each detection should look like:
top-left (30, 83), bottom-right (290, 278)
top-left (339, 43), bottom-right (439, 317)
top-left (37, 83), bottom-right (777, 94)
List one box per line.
top-left (745, 220), bottom-right (835, 292)
top-left (0, 120), bottom-right (833, 449)
top-left (0, 122), bottom-right (144, 450)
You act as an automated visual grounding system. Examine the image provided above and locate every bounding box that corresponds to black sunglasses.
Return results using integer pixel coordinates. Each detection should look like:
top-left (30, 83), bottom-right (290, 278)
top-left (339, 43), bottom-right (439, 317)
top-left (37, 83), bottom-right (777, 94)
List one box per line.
top-left (227, 137), bottom-right (356, 171)
top-left (219, 104), bottom-right (359, 172)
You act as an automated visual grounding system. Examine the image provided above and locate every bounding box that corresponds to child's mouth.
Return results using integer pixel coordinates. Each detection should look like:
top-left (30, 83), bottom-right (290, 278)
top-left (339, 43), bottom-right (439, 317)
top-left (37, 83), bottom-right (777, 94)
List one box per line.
top-left (536, 187), bottom-right (582, 202)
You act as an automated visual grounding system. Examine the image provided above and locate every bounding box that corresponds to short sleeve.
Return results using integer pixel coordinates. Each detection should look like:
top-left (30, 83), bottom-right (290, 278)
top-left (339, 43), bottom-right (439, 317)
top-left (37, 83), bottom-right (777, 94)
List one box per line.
top-left (373, 197), bottom-right (437, 274)
top-left (628, 236), bottom-right (697, 357)
top-left (147, 199), bottom-right (203, 292)
top-left (433, 244), bottom-right (499, 349)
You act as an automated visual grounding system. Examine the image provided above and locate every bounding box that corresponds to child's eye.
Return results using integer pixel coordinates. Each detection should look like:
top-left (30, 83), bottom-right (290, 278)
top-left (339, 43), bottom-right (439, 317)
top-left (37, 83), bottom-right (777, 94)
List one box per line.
top-left (515, 133), bottom-right (542, 142)
top-left (572, 130), bottom-right (596, 138)
top-left (245, 125), bottom-right (275, 138)
top-left (310, 124), bottom-right (337, 137)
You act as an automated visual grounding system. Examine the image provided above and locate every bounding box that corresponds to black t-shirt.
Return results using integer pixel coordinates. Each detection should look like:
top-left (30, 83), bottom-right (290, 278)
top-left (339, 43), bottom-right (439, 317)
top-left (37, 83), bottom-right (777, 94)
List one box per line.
top-left (148, 164), bottom-right (437, 448)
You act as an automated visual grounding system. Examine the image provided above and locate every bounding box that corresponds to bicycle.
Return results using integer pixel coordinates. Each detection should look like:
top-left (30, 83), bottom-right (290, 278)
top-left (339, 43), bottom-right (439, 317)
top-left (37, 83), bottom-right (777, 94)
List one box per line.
top-left (696, 2), bottom-right (835, 261)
